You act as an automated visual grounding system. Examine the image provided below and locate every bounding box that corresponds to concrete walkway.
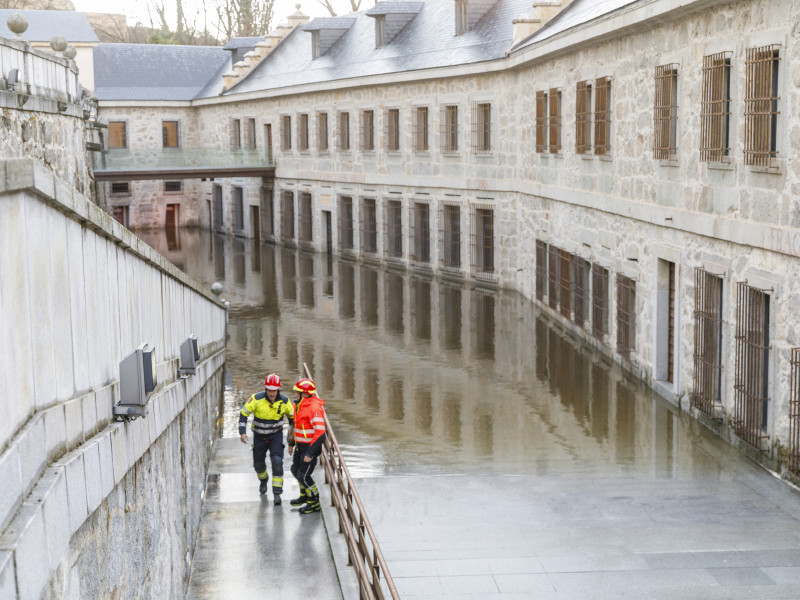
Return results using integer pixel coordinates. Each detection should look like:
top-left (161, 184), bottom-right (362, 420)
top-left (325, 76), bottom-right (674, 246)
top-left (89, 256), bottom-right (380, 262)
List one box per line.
top-left (185, 437), bottom-right (344, 600)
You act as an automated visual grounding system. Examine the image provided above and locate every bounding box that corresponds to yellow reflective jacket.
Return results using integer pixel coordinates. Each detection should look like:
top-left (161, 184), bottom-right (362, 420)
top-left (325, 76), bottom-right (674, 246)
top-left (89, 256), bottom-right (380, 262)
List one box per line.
top-left (239, 392), bottom-right (294, 436)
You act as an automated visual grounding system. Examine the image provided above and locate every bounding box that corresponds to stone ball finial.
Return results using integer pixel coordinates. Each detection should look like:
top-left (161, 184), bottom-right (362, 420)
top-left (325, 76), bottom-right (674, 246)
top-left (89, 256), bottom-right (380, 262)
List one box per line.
top-left (7, 13), bottom-right (28, 38)
top-left (64, 45), bottom-right (77, 60)
top-left (296, 3), bottom-right (301, 9)
top-left (50, 35), bottom-right (67, 52)
top-left (211, 282), bottom-right (224, 296)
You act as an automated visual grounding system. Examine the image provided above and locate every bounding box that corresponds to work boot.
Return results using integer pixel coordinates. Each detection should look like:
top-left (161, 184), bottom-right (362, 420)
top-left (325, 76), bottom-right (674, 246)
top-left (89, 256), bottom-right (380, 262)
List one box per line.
top-left (273, 493), bottom-right (282, 506)
top-left (290, 491), bottom-right (307, 506)
top-left (299, 499), bottom-right (320, 514)
top-left (259, 479), bottom-right (268, 495)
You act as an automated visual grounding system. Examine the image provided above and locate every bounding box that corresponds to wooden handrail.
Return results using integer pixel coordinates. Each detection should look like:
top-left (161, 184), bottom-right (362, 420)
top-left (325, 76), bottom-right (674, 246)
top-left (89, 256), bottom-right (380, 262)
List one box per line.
top-left (303, 363), bottom-right (400, 600)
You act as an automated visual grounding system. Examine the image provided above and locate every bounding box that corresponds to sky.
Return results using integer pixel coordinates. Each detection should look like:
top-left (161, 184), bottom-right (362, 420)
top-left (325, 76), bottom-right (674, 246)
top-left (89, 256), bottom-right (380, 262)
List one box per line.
top-left (69, 0), bottom-right (361, 33)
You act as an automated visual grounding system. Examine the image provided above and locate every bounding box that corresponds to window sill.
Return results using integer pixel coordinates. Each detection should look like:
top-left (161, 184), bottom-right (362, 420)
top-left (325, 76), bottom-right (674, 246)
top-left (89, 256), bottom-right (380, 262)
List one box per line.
top-left (414, 150), bottom-right (431, 155)
top-left (706, 160), bottom-right (733, 171)
top-left (387, 150), bottom-right (402, 156)
top-left (748, 161), bottom-right (783, 175)
top-left (657, 158), bottom-right (680, 168)
top-left (579, 154), bottom-right (595, 161)
top-left (442, 152), bottom-right (461, 157)
top-left (317, 150), bottom-right (330, 156)
top-left (597, 154), bottom-right (613, 162)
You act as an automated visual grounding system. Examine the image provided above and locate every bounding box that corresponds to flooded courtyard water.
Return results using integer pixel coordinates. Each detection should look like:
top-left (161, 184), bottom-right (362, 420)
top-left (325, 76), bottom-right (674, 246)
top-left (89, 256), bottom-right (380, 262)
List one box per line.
top-left (142, 228), bottom-right (745, 480)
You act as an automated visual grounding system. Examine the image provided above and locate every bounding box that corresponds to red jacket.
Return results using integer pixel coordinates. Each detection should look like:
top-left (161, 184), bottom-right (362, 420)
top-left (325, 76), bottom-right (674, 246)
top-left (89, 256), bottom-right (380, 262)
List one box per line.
top-left (293, 395), bottom-right (326, 456)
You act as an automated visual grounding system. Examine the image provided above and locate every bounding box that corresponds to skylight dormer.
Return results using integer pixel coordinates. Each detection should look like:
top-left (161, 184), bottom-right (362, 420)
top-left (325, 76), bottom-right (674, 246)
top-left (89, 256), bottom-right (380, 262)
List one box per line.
top-left (303, 16), bottom-right (357, 59)
top-left (366, 2), bottom-right (423, 49)
top-left (454, 0), bottom-right (498, 36)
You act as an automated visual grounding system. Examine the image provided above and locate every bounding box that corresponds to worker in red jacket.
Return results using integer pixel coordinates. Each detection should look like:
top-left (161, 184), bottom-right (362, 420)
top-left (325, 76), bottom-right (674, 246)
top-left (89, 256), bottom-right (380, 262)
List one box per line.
top-left (288, 378), bottom-right (326, 514)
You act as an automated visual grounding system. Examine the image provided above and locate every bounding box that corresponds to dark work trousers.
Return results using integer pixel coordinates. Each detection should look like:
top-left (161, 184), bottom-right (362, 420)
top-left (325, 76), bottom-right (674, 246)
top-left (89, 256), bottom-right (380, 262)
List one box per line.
top-left (252, 432), bottom-right (285, 493)
top-left (290, 443), bottom-right (318, 496)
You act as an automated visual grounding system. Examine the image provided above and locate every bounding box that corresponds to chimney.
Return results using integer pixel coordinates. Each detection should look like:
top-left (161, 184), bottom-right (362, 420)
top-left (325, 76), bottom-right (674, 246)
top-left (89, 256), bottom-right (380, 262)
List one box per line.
top-left (511, 0), bottom-right (572, 49)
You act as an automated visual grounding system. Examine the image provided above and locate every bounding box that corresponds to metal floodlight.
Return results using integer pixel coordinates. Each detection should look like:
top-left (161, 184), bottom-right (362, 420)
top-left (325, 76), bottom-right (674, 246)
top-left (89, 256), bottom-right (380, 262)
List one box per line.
top-left (114, 343), bottom-right (157, 420)
top-left (178, 335), bottom-right (200, 378)
top-left (7, 68), bottom-right (18, 91)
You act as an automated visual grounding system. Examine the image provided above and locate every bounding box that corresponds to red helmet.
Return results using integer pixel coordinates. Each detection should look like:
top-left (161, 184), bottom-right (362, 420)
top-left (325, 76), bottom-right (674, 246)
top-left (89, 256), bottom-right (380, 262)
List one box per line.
top-left (264, 373), bottom-right (282, 390)
top-left (293, 378), bottom-right (316, 394)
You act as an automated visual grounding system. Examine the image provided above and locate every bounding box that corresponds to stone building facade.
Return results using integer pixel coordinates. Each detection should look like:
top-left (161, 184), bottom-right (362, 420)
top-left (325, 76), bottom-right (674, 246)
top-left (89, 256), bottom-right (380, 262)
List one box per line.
top-left (95, 0), bottom-right (800, 476)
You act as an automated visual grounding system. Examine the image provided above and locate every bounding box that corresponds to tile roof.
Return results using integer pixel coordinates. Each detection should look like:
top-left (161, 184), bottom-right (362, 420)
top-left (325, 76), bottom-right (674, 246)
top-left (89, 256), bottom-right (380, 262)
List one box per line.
top-left (222, 36), bottom-right (265, 49)
top-left (0, 9), bottom-right (99, 43)
top-left (512, 0), bottom-right (639, 52)
top-left (93, 43), bottom-right (230, 101)
top-left (302, 17), bottom-right (357, 31)
top-left (228, 0), bottom-right (531, 95)
top-left (366, 2), bottom-right (424, 16)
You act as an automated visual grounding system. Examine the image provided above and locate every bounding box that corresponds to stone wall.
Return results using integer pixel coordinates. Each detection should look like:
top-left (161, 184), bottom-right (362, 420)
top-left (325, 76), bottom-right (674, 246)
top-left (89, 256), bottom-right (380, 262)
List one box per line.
top-left (0, 158), bottom-right (227, 600)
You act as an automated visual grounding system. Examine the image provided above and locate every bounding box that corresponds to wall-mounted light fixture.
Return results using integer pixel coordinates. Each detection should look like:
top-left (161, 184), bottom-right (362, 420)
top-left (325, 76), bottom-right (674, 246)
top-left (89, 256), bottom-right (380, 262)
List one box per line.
top-left (178, 335), bottom-right (200, 378)
top-left (6, 68), bottom-right (18, 92)
top-left (114, 343), bottom-right (157, 420)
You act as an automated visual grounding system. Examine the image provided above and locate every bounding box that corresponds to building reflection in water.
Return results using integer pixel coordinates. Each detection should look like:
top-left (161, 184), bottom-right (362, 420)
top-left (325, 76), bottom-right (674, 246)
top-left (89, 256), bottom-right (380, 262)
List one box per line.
top-left (137, 229), bottom-right (737, 479)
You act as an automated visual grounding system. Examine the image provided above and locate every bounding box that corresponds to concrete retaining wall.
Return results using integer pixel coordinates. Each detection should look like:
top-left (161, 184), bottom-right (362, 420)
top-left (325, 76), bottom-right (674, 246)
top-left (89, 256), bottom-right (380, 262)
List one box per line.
top-left (0, 158), bottom-right (227, 600)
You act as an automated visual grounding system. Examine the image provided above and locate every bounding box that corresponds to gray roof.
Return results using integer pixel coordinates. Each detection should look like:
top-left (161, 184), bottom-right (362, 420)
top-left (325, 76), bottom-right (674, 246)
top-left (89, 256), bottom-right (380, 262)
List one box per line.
top-left (366, 2), bottom-right (424, 16)
top-left (93, 44), bottom-right (230, 101)
top-left (229, 0), bottom-right (531, 95)
top-left (302, 17), bottom-right (357, 31)
top-left (223, 37), bottom-right (265, 50)
top-left (513, 0), bottom-right (639, 52)
top-left (0, 9), bottom-right (99, 43)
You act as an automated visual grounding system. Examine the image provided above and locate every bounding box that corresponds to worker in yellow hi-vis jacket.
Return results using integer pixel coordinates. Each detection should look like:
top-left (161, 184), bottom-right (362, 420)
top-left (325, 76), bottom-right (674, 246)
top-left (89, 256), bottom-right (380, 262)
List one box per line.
top-left (239, 373), bottom-right (294, 505)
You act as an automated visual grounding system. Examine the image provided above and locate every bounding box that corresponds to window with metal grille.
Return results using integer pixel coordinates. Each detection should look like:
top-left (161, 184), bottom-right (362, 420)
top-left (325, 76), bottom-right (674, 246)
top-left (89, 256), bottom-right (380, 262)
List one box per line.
top-left (386, 108), bottom-right (400, 152)
top-left (299, 192), bottom-right (313, 244)
top-left (410, 201), bottom-right (431, 265)
top-left (594, 77), bottom-right (611, 155)
top-left (317, 112), bottom-right (328, 151)
top-left (384, 199), bottom-right (403, 260)
top-left (281, 115), bottom-right (292, 151)
top-left (441, 104), bottom-right (459, 154)
top-left (700, 52), bottom-right (732, 162)
top-left (470, 205), bottom-right (494, 279)
top-left (108, 121), bottom-right (127, 149)
top-left (338, 196), bottom-right (354, 252)
top-left (616, 274), bottom-right (636, 359)
top-left (455, 0), bottom-right (467, 35)
top-left (164, 181), bottom-right (182, 193)
top-left (592, 263), bottom-right (608, 341)
top-left (338, 111), bottom-right (350, 150)
top-left (264, 123), bottom-right (273, 163)
top-left (360, 198), bottom-right (378, 254)
top-left (549, 88), bottom-right (562, 154)
top-left (212, 185), bottom-right (223, 232)
top-left (535, 91), bottom-right (547, 153)
top-left (439, 203), bottom-right (461, 271)
top-left (262, 187), bottom-right (274, 240)
top-left (233, 186), bottom-right (244, 233)
top-left (243, 118), bottom-right (256, 149)
top-left (575, 81), bottom-right (592, 154)
top-left (558, 249), bottom-right (572, 318)
top-left (733, 282), bottom-right (770, 449)
top-left (280, 189), bottom-right (294, 241)
top-left (361, 110), bottom-right (375, 151)
top-left (535, 240), bottom-right (547, 302)
top-left (471, 102), bottom-right (491, 154)
top-left (547, 245), bottom-right (559, 310)
top-left (653, 64), bottom-right (678, 160)
top-left (298, 113), bottom-right (309, 151)
top-left (655, 260), bottom-right (676, 383)
top-left (110, 181), bottom-right (130, 196)
top-left (162, 121), bottom-right (179, 148)
top-left (691, 268), bottom-right (723, 417)
top-left (572, 256), bottom-right (590, 327)
top-left (414, 106), bottom-right (429, 151)
top-left (788, 348), bottom-right (800, 476)
top-left (230, 119), bottom-right (241, 149)
top-left (744, 45), bottom-right (780, 167)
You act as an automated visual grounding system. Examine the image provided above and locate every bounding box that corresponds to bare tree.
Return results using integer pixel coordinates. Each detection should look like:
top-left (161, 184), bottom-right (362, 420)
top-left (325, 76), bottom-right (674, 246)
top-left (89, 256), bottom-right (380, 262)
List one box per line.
top-left (316, 0), bottom-right (336, 16)
top-left (213, 0), bottom-right (276, 39)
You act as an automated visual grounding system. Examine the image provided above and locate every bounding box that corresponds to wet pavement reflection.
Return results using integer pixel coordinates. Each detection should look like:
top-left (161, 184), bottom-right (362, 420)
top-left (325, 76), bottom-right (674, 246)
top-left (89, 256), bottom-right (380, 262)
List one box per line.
top-left (141, 228), bottom-right (746, 480)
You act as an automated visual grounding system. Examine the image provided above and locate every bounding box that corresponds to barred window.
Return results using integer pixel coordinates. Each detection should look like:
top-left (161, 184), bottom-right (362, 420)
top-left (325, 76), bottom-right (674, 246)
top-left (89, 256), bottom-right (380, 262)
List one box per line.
top-left (410, 201), bottom-right (430, 265)
top-left (233, 186), bottom-right (244, 233)
top-left (298, 113), bottom-right (309, 151)
top-left (317, 112), bottom-right (328, 151)
top-left (439, 203), bottom-right (461, 271)
top-left (299, 192), bottom-right (313, 244)
top-left (243, 118), bottom-right (256, 149)
top-left (414, 106), bottom-right (429, 151)
top-left (592, 263), bottom-right (608, 341)
top-left (616, 274), bottom-right (636, 358)
top-left (384, 199), bottom-right (403, 260)
top-left (470, 205), bottom-right (494, 279)
top-left (338, 112), bottom-right (350, 151)
top-left (164, 181), bottom-right (182, 193)
top-left (110, 181), bottom-right (130, 196)
top-left (386, 108), bottom-right (400, 152)
top-left (572, 257), bottom-right (590, 327)
top-left (535, 240), bottom-right (547, 302)
top-left (548, 88), bottom-right (562, 154)
top-left (281, 115), bottom-right (292, 151)
top-left (441, 105), bottom-right (459, 154)
top-left (594, 76), bottom-right (611, 156)
top-left (338, 196), bottom-right (354, 251)
top-left (230, 119), bottom-right (241, 149)
top-left (471, 102), bottom-right (491, 154)
top-left (281, 190), bottom-right (294, 241)
top-left (744, 45), bottom-right (780, 167)
top-left (700, 52), bottom-right (732, 162)
top-left (360, 198), bottom-right (378, 254)
top-left (575, 81), bottom-right (592, 154)
top-left (535, 91), bottom-right (547, 153)
top-left (654, 64), bottom-right (678, 160)
top-left (162, 120), bottom-right (179, 148)
top-left (691, 268), bottom-right (723, 417)
top-left (361, 110), bottom-right (375, 151)
top-left (108, 121), bottom-right (127, 149)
